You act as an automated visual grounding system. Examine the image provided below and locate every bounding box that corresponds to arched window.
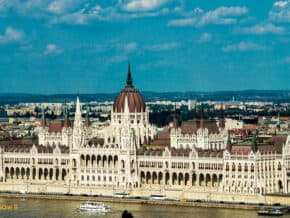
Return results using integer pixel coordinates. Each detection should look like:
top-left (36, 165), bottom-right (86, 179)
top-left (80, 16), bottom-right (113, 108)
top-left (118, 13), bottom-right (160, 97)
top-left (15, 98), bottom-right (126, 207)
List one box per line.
top-left (244, 164), bottom-right (248, 172)
top-left (278, 162), bottom-right (282, 171)
top-left (232, 163), bottom-right (236, 172)
top-left (238, 163), bottom-right (242, 172)
top-left (251, 164), bottom-right (254, 172)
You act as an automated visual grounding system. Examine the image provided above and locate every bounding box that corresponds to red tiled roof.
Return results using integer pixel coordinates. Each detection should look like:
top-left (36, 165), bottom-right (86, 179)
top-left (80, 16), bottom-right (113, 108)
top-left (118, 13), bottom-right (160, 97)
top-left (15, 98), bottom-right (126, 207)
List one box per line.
top-left (0, 138), bottom-right (38, 146)
top-left (280, 117), bottom-right (290, 121)
top-left (197, 149), bottom-right (224, 157)
top-left (231, 146), bottom-right (251, 155)
top-left (48, 122), bottom-right (63, 133)
top-left (170, 148), bottom-right (191, 156)
top-left (181, 120), bottom-right (220, 134)
top-left (4, 144), bottom-right (33, 153)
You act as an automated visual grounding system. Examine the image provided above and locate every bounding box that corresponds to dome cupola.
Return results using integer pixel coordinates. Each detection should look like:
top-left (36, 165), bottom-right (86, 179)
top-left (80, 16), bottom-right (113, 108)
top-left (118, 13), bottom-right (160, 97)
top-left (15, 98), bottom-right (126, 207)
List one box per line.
top-left (113, 63), bottom-right (146, 113)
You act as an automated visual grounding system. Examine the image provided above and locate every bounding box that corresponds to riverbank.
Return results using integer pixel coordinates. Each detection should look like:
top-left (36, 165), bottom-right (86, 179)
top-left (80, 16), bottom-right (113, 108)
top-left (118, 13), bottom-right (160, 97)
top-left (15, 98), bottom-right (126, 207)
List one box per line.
top-left (0, 193), bottom-right (279, 211)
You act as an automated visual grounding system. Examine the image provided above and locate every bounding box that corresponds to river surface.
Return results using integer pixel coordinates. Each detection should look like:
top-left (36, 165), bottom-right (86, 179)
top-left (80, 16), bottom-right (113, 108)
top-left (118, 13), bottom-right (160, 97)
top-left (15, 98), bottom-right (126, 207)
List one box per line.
top-left (0, 197), bottom-right (289, 218)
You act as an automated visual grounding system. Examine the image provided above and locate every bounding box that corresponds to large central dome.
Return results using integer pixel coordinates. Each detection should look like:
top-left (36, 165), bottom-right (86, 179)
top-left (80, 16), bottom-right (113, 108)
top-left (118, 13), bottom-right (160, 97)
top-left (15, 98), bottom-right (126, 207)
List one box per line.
top-left (113, 64), bottom-right (146, 113)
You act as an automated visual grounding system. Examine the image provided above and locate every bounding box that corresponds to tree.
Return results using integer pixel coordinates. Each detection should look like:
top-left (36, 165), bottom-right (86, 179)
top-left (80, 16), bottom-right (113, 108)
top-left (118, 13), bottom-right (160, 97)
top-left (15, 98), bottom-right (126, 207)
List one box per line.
top-left (122, 210), bottom-right (133, 218)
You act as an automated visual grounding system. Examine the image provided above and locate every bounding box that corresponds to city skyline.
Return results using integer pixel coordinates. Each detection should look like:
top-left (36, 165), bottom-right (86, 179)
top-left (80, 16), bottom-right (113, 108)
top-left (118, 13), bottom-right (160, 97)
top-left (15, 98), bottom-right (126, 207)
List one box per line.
top-left (1, 0), bottom-right (290, 94)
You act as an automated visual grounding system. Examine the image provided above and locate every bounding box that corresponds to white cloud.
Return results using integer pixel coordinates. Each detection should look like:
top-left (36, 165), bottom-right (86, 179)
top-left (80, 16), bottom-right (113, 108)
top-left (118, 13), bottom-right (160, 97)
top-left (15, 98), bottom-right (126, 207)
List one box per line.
top-left (0, 26), bottom-right (24, 44)
top-left (168, 6), bottom-right (248, 27)
top-left (122, 0), bottom-right (169, 12)
top-left (0, 0), bottom-right (176, 25)
top-left (107, 55), bottom-right (128, 64)
top-left (44, 43), bottom-right (63, 55)
top-left (47, 0), bottom-right (79, 14)
top-left (235, 23), bottom-right (284, 35)
top-left (122, 42), bottom-right (137, 53)
top-left (168, 18), bottom-right (197, 27)
top-left (193, 7), bottom-right (203, 14)
top-left (95, 41), bottom-right (137, 54)
top-left (51, 10), bottom-right (89, 25)
top-left (222, 41), bottom-right (266, 52)
top-left (274, 1), bottom-right (288, 7)
top-left (145, 42), bottom-right (181, 51)
top-left (269, 1), bottom-right (290, 22)
top-left (198, 33), bottom-right (212, 43)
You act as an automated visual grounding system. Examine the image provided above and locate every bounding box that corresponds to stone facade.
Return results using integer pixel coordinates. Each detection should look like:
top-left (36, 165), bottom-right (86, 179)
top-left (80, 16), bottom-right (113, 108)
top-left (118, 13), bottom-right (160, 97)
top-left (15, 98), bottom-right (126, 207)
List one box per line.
top-left (0, 65), bottom-right (289, 203)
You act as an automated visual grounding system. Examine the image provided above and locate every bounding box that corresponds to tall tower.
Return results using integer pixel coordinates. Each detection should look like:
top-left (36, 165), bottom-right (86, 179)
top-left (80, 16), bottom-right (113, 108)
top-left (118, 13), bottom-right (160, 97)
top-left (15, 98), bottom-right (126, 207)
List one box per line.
top-left (110, 63), bottom-right (156, 147)
top-left (73, 96), bottom-right (83, 149)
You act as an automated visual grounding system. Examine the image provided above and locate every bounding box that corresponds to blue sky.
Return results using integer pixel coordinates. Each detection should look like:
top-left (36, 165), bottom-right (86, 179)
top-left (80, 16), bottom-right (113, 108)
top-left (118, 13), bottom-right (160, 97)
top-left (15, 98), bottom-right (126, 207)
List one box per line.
top-left (0, 0), bottom-right (290, 94)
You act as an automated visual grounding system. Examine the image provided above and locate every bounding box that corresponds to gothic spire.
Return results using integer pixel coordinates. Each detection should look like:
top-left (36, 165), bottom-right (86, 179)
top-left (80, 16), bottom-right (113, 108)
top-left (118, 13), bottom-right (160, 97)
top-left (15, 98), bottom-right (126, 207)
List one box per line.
top-left (126, 62), bottom-right (133, 87)
top-left (85, 105), bottom-right (90, 127)
top-left (74, 96), bottom-right (83, 129)
top-left (41, 105), bottom-right (46, 127)
top-left (173, 103), bottom-right (179, 129)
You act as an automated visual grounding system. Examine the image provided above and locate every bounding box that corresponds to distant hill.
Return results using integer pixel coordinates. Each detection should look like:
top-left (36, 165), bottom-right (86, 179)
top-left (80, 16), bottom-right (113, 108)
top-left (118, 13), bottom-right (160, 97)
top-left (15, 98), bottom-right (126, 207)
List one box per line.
top-left (0, 90), bottom-right (290, 105)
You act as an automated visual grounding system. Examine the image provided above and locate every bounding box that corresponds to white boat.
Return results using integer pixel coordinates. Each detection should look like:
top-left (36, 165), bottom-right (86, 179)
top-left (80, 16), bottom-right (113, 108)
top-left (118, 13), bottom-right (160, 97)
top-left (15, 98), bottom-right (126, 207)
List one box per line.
top-left (114, 193), bottom-right (130, 198)
top-left (19, 190), bottom-right (27, 194)
top-left (149, 194), bottom-right (166, 201)
top-left (78, 201), bottom-right (110, 212)
top-left (257, 209), bottom-right (284, 216)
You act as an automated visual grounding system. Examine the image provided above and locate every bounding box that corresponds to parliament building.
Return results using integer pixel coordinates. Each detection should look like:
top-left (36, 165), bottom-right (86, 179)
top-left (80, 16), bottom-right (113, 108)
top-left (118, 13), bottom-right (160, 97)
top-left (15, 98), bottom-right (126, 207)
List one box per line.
top-left (0, 64), bottom-right (290, 203)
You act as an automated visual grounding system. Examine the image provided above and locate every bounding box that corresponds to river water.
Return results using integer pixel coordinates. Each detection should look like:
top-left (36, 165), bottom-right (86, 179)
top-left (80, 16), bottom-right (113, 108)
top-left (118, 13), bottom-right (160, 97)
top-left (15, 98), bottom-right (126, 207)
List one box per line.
top-left (0, 197), bottom-right (289, 218)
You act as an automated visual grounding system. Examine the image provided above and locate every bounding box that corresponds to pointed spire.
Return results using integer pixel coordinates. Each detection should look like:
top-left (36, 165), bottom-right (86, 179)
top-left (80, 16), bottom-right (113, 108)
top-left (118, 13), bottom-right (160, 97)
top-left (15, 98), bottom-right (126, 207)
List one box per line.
top-left (76, 96), bottom-right (81, 114)
top-left (173, 103), bottom-right (179, 129)
top-left (126, 62), bottom-right (133, 87)
top-left (85, 105), bottom-right (90, 127)
top-left (41, 105), bottom-right (46, 127)
top-left (74, 96), bottom-right (83, 129)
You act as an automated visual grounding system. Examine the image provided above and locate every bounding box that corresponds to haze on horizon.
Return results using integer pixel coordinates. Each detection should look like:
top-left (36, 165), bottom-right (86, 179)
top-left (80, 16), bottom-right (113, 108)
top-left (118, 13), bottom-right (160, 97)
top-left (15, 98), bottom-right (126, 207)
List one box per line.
top-left (0, 0), bottom-right (290, 94)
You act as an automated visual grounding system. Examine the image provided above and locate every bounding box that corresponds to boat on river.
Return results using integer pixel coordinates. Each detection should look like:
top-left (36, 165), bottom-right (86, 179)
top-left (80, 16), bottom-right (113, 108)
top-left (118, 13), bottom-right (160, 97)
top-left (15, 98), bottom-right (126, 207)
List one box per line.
top-left (78, 201), bottom-right (110, 212)
top-left (257, 208), bottom-right (284, 216)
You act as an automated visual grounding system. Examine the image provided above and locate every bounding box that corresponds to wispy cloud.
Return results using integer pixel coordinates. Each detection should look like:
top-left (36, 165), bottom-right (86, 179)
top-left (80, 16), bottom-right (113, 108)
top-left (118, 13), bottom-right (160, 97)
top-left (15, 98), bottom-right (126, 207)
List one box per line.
top-left (44, 43), bottom-right (63, 55)
top-left (107, 55), bottom-right (128, 64)
top-left (145, 42), bottom-right (181, 51)
top-left (198, 33), bottom-right (212, 43)
top-left (222, 41), bottom-right (266, 52)
top-left (283, 56), bottom-right (290, 63)
top-left (234, 23), bottom-right (284, 35)
top-left (168, 6), bottom-right (248, 27)
top-left (122, 42), bottom-right (137, 53)
top-left (0, 26), bottom-right (24, 44)
top-left (95, 41), bottom-right (137, 54)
